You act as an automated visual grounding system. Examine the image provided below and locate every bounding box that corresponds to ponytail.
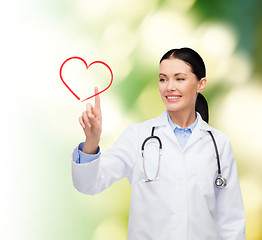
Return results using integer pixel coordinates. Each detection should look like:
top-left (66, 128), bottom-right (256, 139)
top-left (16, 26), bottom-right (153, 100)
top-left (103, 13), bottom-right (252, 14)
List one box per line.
top-left (195, 93), bottom-right (209, 123)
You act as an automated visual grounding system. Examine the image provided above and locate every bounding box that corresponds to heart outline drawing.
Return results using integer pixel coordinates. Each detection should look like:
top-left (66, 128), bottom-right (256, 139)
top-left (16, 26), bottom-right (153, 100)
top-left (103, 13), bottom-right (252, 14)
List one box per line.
top-left (59, 56), bottom-right (113, 102)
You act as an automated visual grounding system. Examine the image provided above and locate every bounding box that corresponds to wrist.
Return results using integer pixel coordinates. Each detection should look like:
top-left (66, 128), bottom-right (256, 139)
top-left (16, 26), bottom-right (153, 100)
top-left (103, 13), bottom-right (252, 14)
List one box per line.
top-left (82, 138), bottom-right (100, 154)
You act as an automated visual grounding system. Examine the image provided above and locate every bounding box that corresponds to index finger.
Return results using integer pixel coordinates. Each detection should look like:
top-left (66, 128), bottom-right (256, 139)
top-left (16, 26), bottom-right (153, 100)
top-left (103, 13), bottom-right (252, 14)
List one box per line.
top-left (94, 86), bottom-right (101, 111)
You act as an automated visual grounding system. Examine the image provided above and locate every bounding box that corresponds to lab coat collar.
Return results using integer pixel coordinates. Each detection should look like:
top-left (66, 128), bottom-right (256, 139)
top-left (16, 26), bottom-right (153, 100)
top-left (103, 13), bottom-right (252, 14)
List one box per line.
top-left (184, 112), bottom-right (214, 151)
top-left (151, 111), bottom-right (213, 132)
top-left (195, 112), bottom-right (213, 131)
top-left (150, 111), bottom-right (169, 127)
top-left (151, 111), bottom-right (213, 151)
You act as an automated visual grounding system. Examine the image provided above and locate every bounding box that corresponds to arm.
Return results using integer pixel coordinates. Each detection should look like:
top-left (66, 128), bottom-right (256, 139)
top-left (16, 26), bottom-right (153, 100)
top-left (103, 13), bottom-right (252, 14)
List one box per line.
top-left (215, 138), bottom-right (246, 240)
top-left (72, 86), bottom-right (102, 193)
top-left (72, 125), bottom-right (137, 195)
top-left (72, 87), bottom-right (137, 195)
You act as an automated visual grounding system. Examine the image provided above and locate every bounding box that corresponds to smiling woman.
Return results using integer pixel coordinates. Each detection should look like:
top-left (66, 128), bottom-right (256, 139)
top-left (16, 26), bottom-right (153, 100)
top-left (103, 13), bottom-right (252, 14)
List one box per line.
top-left (72, 47), bottom-right (246, 240)
top-left (158, 48), bottom-right (207, 127)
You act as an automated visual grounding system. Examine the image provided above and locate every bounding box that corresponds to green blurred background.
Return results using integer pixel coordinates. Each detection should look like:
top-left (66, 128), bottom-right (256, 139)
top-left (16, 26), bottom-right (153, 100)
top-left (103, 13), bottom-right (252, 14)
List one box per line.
top-left (1, 0), bottom-right (262, 239)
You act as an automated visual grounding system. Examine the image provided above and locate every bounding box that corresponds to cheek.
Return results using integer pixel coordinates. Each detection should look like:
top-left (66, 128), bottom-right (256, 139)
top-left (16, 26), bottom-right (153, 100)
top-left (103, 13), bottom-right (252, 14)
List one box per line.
top-left (183, 82), bottom-right (198, 95)
top-left (158, 83), bottom-right (164, 94)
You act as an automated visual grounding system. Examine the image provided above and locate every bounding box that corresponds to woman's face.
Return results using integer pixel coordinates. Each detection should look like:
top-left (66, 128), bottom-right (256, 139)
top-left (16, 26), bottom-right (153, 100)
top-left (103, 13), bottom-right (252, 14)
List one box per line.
top-left (158, 58), bottom-right (206, 114)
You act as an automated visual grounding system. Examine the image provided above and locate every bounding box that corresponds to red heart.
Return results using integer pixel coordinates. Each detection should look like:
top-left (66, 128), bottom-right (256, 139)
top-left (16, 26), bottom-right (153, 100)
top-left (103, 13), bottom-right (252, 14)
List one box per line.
top-left (59, 56), bottom-right (113, 102)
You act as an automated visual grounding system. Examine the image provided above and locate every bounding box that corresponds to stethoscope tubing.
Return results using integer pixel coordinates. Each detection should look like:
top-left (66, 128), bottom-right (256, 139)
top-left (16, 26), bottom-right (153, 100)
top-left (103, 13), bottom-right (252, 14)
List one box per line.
top-left (141, 127), bottom-right (227, 188)
top-left (141, 127), bottom-right (162, 181)
top-left (207, 130), bottom-right (221, 175)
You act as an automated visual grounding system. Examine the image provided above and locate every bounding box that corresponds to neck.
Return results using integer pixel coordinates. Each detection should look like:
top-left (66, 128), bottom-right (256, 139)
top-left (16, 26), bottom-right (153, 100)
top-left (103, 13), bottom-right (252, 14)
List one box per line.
top-left (168, 108), bottom-right (196, 128)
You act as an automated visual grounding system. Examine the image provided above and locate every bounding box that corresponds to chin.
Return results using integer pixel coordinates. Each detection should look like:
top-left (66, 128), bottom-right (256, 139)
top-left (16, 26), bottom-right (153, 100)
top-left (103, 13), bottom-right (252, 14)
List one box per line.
top-left (164, 103), bottom-right (192, 114)
top-left (166, 107), bottom-right (181, 113)
top-left (163, 104), bottom-right (179, 112)
top-left (163, 102), bottom-right (182, 112)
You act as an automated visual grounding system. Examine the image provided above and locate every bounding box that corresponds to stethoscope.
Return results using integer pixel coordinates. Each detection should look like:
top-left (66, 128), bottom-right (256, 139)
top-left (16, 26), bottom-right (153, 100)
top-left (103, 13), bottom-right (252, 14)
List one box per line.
top-left (141, 127), bottom-right (227, 188)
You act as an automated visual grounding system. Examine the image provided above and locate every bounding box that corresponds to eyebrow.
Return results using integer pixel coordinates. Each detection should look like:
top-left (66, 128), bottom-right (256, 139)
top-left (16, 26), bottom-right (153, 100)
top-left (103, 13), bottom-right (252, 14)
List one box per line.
top-left (159, 73), bottom-right (187, 77)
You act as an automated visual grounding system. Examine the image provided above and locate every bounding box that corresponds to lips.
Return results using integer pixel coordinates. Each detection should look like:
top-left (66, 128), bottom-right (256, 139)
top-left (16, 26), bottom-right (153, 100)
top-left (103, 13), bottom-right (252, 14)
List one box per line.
top-left (165, 95), bottom-right (182, 102)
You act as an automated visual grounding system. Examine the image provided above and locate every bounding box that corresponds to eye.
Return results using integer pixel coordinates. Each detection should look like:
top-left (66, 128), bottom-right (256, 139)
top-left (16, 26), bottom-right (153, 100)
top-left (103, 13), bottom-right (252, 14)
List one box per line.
top-left (177, 78), bottom-right (184, 81)
top-left (159, 78), bottom-right (167, 82)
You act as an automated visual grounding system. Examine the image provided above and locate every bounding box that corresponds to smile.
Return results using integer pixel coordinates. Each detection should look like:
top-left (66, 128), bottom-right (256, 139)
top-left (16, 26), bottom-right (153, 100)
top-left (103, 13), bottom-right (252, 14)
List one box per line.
top-left (165, 95), bottom-right (182, 102)
top-left (166, 96), bottom-right (181, 99)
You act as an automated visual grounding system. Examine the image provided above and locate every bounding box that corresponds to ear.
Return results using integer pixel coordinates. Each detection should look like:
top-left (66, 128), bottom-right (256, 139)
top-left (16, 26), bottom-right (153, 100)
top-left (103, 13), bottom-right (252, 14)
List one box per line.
top-left (197, 77), bottom-right (207, 93)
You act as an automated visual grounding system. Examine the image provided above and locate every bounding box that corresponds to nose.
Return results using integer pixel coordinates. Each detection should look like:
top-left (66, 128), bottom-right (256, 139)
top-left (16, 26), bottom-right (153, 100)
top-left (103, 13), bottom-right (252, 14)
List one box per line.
top-left (167, 79), bottom-right (176, 92)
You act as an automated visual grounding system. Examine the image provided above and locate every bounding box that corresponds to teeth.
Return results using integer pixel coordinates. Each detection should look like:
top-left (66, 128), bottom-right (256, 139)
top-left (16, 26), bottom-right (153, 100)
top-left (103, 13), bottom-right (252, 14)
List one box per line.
top-left (167, 96), bottom-right (180, 99)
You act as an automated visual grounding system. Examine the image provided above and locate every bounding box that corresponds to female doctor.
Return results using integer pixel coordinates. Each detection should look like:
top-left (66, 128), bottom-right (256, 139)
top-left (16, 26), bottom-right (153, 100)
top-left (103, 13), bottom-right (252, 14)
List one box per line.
top-left (72, 48), bottom-right (246, 240)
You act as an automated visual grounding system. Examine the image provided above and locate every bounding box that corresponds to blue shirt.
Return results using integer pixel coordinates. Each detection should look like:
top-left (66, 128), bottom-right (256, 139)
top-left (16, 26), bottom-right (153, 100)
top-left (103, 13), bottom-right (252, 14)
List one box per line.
top-left (74, 111), bottom-right (198, 164)
top-left (166, 111), bottom-right (198, 149)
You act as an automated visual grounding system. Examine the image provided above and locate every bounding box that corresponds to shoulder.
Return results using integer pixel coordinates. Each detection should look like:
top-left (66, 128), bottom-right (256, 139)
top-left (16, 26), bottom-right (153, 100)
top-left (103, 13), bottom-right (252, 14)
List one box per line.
top-left (197, 115), bottom-right (231, 150)
top-left (132, 112), bottom-right (167, 129)
top-left (124, 112), bottom-right (167, 136)
top-left (203, 122), bottom-right (231, 150)
top-left (211, 127), bottom-right (231, 146)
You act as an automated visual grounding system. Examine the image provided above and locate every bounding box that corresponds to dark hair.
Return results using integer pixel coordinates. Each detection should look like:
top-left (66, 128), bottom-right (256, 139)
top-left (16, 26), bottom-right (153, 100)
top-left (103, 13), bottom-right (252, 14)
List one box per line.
top-left (160, 47), bottom-right (209, 123)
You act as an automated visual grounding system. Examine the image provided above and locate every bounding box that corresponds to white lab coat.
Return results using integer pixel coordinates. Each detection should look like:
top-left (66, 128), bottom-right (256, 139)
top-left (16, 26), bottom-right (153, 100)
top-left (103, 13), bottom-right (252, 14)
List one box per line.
top-left (72, 112), bottom-right (246, 240)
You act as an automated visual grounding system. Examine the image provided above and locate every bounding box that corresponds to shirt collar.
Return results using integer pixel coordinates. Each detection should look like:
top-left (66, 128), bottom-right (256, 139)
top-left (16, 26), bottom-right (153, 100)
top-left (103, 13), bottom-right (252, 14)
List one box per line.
top-left (166, 110), bottom-right (198, 132)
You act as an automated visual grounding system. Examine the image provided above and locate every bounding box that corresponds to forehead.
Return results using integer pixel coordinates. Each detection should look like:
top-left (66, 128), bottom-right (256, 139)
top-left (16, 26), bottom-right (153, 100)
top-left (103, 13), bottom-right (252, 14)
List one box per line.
top-left (159, 58), bottom-right (192, 74)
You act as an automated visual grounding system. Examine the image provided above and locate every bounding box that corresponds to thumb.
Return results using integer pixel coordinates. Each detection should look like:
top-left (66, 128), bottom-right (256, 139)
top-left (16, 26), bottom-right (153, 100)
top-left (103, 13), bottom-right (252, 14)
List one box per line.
top-left (88, 111), bottom-right (101, 129)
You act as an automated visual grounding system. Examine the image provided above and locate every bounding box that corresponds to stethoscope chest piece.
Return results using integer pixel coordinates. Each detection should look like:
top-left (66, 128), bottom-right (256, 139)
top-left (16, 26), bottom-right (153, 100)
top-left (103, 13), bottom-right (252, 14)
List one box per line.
top-left (208, 130), bottom-right (227, 189)
top-left (215, 174), bottom-right (227, 189)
